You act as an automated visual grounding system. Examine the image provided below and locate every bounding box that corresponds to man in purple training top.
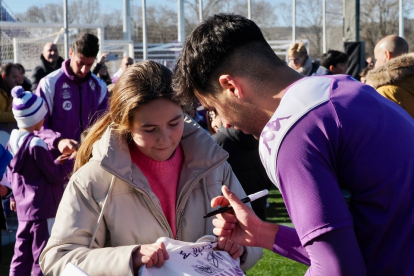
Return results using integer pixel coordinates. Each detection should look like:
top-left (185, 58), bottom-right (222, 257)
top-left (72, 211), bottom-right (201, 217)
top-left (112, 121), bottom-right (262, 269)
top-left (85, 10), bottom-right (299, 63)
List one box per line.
top-left (36, 33), bottom-right (108, 156)
top-left (173, 14), bottom-right (414, 275)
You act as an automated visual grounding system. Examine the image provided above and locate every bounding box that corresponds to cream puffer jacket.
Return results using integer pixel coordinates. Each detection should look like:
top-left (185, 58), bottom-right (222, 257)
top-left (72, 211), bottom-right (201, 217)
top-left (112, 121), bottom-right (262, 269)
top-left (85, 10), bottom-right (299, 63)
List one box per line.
top-left (40, 116), bottom-right (263, 275)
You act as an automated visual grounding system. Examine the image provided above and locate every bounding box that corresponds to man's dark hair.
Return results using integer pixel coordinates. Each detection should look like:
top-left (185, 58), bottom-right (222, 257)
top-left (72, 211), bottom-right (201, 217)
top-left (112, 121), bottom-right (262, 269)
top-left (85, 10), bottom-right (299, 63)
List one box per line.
top-left (321, 50), bottom-right (348, 69)
top-left (0, 63), bottom-right (17, 77)
top-left (173, 13), bottom-right (284, 106)
top-left (72, 33), bottom-right (99, 58)
top-left (14, 63), bottom-right (25, 74)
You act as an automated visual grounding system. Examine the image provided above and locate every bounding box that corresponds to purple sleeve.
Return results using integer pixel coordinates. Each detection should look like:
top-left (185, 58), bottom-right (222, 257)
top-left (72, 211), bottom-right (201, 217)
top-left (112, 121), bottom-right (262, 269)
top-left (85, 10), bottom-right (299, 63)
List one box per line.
top-left (35, 84), bottom-right (61, 150)
top-left (31, 145), bottom-right (73, 185)
top-left (273, 225), bottom-right (310, 265)
top-left (273, 225), bottom-right (366, 275)
top-left (34, 127), bottom-right (62, 151)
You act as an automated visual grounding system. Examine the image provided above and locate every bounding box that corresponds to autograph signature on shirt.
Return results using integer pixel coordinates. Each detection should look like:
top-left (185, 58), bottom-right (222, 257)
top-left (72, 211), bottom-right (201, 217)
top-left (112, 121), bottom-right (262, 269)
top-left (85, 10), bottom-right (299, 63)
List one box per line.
top-left (207, 251), bottom-right (223, 268)
top-left (195, 265), bottom-right (213, 274)
top-left (179, 244), bottom-right (213, 259)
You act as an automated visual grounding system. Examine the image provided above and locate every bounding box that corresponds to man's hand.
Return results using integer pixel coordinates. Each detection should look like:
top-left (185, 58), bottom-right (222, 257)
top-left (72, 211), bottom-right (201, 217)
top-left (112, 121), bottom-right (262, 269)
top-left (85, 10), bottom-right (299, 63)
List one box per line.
top-left (0, 184), bottom-right (7, 197)
top-left (211, 186), bottom-right (271, 248)
top-left (57, 139), bottom-right (78, 155)
top-left (10, 201), bottom-right (16, 212)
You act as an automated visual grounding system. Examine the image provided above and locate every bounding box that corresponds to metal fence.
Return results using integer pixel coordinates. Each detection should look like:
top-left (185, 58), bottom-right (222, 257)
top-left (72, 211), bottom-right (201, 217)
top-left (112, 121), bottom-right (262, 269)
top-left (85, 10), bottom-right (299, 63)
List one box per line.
top-left (1, 0), bottom-right (413, 75)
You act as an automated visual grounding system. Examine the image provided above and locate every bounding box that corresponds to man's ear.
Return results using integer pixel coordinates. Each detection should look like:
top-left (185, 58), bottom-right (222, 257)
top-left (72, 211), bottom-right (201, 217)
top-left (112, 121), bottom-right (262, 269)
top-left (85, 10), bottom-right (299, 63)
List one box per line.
top-left (69, 48), bottom-right (74, 59)
top-left (1, 74), bottom-right (5, 79)
top-left (218, 75), bottom-right (243, 99)
top-left (384, 50), bottom-right (392, 62)
top-left (329, 65), bottom-right (334, 72)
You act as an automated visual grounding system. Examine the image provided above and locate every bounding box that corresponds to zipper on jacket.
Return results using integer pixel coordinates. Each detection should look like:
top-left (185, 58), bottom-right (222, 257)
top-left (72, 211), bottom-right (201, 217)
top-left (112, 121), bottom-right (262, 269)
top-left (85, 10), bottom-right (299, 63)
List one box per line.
top-left (78, 84), bottom-right (84, 132)
top-left (100, 165), bottom-right (175, 238)
top-left (174, 155), bottom-right (228, 240)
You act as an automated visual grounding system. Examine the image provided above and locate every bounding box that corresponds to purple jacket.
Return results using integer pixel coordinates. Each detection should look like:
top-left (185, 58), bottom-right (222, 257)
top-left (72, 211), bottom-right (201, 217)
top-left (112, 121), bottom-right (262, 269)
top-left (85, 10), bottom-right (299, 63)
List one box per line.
top-left (36, 59), bottom-right (108, 147)
top-left (7, 130), bottom-right (74, 221)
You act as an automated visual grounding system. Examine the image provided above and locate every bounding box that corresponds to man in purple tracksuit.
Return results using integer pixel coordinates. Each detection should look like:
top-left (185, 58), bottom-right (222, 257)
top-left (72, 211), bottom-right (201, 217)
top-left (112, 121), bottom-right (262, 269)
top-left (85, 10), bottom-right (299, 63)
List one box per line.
top-left (36, 33), bottom-right (108, 157)
top-left (7, 86), bottom-right (75, 276)
top-left (173, 14), bottom-right (414, 275)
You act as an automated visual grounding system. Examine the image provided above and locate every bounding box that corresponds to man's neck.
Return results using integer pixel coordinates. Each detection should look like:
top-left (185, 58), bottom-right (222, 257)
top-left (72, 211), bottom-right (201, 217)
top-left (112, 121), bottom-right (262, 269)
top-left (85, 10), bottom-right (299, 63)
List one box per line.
top-left (258, 68), bottom-right (304, 117)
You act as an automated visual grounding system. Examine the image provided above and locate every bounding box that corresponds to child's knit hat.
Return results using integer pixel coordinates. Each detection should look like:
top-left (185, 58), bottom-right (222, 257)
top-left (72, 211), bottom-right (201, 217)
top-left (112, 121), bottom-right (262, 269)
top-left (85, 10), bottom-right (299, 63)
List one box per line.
top-left (11, 86), bottom-right (47, 128)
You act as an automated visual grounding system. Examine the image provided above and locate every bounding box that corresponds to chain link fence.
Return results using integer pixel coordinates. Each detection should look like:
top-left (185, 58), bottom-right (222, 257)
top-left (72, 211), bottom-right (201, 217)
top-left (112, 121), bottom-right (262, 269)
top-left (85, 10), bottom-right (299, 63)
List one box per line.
top-left (2, 0), bottom-right (413, 74)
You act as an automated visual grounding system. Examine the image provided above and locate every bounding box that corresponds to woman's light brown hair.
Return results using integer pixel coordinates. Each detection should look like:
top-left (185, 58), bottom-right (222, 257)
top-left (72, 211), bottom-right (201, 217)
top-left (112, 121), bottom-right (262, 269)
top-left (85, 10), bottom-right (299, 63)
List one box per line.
top-left (74, 60), bottom-right (186, 172)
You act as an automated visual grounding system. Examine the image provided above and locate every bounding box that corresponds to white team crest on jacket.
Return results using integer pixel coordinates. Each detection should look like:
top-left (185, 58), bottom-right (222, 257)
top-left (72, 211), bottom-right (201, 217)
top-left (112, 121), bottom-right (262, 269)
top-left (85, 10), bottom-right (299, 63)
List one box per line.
top-left (63, 101), bottom-right (72, 111)
top-left (61, 90), bottom-right (71, 99)
top-left (62, 82), bottom-right (70, 89)
top-left (89, 80), bottom-right (96, 91)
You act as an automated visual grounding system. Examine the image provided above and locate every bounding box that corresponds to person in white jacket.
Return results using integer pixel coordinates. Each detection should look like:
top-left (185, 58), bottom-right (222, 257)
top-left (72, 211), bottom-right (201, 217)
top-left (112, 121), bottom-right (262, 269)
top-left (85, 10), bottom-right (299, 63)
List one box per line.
top-left (39, 60), bottom-right (262, 275)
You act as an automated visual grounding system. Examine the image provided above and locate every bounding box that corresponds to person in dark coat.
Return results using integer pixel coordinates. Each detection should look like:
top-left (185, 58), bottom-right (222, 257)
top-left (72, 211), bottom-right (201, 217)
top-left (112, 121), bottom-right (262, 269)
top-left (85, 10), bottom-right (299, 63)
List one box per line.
top-left (29, 43), bottom-right (64, 91)
top-left (209, 111), bottom-right (272, 220)
top-left (92, 53), bottom-right (112, 86)
top-left (14, 63), bottom-right (32, 91)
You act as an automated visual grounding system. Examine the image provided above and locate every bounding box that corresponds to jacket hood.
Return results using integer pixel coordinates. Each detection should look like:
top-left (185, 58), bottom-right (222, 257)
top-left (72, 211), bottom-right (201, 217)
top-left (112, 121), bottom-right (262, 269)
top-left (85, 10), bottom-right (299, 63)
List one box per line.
top-left (215, 126), bottom-right (259, 150)
top-left (367, 53), bottom-right (414, 89)
top-left (8, 131), bottom-right (33, 174)
top-left (90, 115), bottom-right (229, 188)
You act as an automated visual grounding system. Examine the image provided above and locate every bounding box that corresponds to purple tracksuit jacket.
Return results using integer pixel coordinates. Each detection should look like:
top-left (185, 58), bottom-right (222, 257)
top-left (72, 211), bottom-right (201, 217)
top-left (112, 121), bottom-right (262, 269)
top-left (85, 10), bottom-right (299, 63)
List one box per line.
top-left (7, 130), bottom-right (74, 276)
top-left (36, 59), bottom-right (108, 148)
top-left (7, 130), bottom-right (74, 221)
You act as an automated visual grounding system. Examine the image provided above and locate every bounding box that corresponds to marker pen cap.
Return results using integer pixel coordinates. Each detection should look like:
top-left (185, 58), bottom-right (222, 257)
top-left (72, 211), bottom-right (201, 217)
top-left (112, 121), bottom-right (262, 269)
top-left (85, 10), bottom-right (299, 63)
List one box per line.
top-left (248, 189), bottom-right (269, 202)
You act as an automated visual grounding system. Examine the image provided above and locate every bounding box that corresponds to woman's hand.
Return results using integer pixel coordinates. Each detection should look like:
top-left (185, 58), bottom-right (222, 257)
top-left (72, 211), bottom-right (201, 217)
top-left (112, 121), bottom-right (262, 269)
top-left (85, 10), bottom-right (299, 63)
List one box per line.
top-left (217, 236), bottom-right (244, 260)
top-left (132, 242), bottom-right (169, 272)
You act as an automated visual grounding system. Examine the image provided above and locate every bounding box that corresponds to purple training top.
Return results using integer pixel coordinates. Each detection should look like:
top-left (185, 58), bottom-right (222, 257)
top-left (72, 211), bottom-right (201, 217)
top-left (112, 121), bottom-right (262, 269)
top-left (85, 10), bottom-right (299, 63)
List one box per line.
top-left (260, 75), bottom-right (414, 275)
top-left (36, 59), bottom-right (108, 148)
top-left (7, 130), bottom-right (74, 221)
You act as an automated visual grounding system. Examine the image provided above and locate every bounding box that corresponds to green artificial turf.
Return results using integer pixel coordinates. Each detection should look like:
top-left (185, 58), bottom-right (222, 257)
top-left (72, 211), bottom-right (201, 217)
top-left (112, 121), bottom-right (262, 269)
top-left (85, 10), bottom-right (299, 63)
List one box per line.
top-left (246, 249), bottom-right (308, 276)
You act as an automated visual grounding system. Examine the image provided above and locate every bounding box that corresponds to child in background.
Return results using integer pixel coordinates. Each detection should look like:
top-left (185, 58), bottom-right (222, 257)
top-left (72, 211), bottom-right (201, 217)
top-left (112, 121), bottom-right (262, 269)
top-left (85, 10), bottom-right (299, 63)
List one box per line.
top-left (7, 86), bottom-right (76, 276)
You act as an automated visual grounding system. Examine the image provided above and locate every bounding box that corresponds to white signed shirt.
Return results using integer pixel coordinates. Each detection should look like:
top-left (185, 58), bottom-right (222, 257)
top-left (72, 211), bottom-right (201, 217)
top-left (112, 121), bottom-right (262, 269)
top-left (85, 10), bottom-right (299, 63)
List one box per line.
top-left (139, 235), bottom-right (244, 276)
